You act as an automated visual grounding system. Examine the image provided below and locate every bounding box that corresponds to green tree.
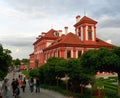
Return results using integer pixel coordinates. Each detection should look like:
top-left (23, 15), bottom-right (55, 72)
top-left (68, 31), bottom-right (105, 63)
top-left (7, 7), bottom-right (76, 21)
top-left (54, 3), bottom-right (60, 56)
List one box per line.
top-left (46, 57), bottom-right (67, 85)
top-left (21, 58), bottom-right (29, 65)
top-left (112, 47), bottom-right (120, 95)
top-left (29, 57), bottom-right (68, 85)
top-left (0, 44), bottom-right (12, 80)
top-left (80, 49), bottom-right (98, 75)
top-left (29, 68), bottom-right (39, 78)
top-left (14, 58), bottom-right (21, 67)
top-left (67, 58), bottom-right (93, 93)
top-left (80, 47), bottom-right (118, 74)
top-left (80, 47), bottom-right (120, 95)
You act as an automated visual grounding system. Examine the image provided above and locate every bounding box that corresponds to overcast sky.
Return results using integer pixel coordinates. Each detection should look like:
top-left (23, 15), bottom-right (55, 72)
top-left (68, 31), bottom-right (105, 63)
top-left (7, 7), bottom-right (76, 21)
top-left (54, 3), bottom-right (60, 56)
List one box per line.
top-left (0, 0), bottom-right (120, 59)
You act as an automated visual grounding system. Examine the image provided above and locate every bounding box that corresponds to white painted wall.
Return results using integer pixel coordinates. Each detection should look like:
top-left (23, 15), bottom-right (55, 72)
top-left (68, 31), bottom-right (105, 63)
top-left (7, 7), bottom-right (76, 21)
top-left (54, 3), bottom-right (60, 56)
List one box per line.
top-left (86, 26), bottom-right (88, 40)
top-left (71, 50), bottom-right (73, 58)
top-left (92, 26), bottom-right (95, 41)
top-left (81, 26), bottom-right (83, 41)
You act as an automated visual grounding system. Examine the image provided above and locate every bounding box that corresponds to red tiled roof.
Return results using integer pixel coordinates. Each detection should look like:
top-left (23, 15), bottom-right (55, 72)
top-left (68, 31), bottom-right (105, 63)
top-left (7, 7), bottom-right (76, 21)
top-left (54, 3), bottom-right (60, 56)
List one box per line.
top-left (29, 52), bottom-right (34, 56)
top-left (95, 38), bottom-right (114, 47)
top-left (43, 33), bottom-right (114, 51)
top-left (74, 16), bottom-right (97, 27)
top-left (33, 29), bottom-right (59, 45)
top-left (60, 32), bottom-right (81, 44)
top-left (44, 29), bottom-right (59, 38)
top-left (44, 33), bottom-right (82, 50)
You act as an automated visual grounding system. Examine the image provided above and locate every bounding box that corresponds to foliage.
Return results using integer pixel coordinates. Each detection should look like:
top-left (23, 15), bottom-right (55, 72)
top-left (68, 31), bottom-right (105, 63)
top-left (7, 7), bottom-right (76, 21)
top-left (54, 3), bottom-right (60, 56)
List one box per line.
top-left (80, 47), bottom-right (120, 78)
top-left (15, 58), bottom-right (21, 65)
top-left (66, 58), bottom-right (93, 93)
top-left (0, 44), bottom-right (12, 80)
top-left (41, 57), bottom-right (67, 85)
top-left (80, 49), bottom-right (98, 75)
top-left (28, 57), bottom-right (94, 93)
top-left (21, 58), bottom-right (29, 65)
top-left (21, 70), bottom-right (30, 78)
top-left (41, 84), bottom-right (92, 98)
top-left (29, 68), bottom-right (40, 78)
top-left (27, 47), bottom-right (120, 97)
top-left (79, 47), bottom-right (120, 96)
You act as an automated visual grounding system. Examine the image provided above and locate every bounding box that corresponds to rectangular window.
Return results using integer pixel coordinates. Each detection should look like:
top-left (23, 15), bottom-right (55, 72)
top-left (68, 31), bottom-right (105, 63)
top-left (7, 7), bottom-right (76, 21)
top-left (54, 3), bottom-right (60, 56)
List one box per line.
top-left (78, 51), bottom-right (82, 58)
top-left (54, 51), bottom-right (56, 57)
top-left (58, 51), bottom-right (60, 57)
top-left (67, 50), bottom-right (71, 58)
top-left (88, 32), bottom-right (92, 40)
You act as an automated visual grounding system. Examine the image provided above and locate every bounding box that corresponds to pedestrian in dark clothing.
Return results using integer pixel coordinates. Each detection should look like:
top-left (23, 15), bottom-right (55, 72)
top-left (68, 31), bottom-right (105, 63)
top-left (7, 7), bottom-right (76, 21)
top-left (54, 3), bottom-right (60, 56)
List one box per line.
top-left (28, 77), bottom-right (34, 93)
top-left (35, 78), bottom-right (40, 93)
top-left (21, 78), bottom-right (26, 92)
top-left (11, 78), bottom-right (19, 96)
top-left (18, 74), bottom-right (21, 79)
top-left (11, 78), bottom-right (16, 96)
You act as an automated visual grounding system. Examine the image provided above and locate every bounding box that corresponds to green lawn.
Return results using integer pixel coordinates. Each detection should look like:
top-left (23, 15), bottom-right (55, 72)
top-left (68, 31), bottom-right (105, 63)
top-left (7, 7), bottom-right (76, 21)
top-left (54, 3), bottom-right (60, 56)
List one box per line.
top-left (96, 77), bottom-right (119, 98)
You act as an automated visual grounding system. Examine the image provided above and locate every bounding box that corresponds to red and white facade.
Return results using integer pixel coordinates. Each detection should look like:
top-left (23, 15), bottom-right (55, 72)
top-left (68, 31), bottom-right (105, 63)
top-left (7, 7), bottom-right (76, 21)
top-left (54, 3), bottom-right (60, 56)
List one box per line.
top-left (29, 15), bottom-right (114, 69)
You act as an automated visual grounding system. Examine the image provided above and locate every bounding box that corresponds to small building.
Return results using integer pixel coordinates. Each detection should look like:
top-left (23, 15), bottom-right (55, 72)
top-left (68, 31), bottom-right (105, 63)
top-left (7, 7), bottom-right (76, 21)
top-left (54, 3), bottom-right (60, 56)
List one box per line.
top-left (29, 15), bottom-right (114, 69)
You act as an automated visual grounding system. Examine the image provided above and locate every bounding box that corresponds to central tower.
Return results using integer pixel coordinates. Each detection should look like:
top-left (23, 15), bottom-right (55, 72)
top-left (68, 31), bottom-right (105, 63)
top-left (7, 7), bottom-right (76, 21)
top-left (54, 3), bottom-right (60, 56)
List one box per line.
top-left (74, 15), bottom-right (97, 44)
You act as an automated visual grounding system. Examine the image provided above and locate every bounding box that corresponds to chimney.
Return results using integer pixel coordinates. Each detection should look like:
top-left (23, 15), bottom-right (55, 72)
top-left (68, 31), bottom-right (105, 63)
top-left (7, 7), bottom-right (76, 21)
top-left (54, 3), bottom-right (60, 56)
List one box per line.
top-left (58, 30), bottom-right (62, 37)
top-left (64, 26), bottom-right (68, 35)
top-left (36, 37), bottom-right (39, 40)
top-left (42, 32), bottom-right (46, 36)
top-left (76, 15), bottom-right (80, 23)
top-left (38, 35), bottom-right (42, 38)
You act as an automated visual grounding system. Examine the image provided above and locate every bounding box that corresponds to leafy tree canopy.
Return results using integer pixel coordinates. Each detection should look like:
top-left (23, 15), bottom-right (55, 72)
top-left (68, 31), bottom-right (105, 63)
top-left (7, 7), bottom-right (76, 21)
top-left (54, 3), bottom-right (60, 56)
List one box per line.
top-left (0, 44), bottom-right (12, 80)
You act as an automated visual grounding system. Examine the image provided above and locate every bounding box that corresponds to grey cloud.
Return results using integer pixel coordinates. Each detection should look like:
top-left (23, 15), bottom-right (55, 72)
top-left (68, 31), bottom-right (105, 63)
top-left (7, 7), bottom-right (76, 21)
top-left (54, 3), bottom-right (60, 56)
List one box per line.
top-left (91, 0), bottom-right (120, 18)
top-left (98, 18), bottom-right (120, 28)
top-left (97, 30), bottom-right (120, 46)
top-left (5, 40), bottom-right (33, 47)
top-left (2, 0), bottom-right (90, 18)
top-left (0, 36), bottom-right (34, 47)
top-left (3, 0), bottom-right (120, 18)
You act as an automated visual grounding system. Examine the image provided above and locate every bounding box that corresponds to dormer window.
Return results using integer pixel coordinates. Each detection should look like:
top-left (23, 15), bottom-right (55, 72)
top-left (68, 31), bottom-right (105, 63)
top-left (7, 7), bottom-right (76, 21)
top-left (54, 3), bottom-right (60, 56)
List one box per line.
top-left (87, 26), bottom-right (93, 40)
top-left (54, 31), bottom-right (59, 36)
top-left (88, 32), bottom-right (92, 40)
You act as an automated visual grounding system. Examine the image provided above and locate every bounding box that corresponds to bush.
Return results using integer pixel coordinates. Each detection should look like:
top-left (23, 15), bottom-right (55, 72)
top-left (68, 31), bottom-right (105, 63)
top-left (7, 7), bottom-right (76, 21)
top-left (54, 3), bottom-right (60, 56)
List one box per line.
top-left (41, 84), bottom-right (92, 98)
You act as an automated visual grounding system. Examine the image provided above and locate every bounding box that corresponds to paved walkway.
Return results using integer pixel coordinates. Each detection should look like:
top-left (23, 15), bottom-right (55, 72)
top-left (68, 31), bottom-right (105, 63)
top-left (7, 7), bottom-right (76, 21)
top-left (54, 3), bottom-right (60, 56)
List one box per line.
top-left (0, 72), bottom-right (70, 98)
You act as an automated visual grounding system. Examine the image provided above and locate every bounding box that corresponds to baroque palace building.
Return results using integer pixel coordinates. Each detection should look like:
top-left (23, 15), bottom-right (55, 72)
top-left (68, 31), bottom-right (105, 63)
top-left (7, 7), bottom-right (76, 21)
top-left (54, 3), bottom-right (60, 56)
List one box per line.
top-left (29, 15), bottom-right (114, 69)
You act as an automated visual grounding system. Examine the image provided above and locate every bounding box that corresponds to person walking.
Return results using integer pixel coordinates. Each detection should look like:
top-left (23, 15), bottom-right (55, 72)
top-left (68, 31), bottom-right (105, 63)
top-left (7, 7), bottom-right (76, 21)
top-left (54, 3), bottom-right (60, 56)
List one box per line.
top-left (11, 78), bottom-right (19, 96)
top-left (1, 78), bottom-right (9, 98)
top-left (35, 78), bottom-right (40, 93)
top-left (21, 78), bottom-right (26, 92)
top-left (11, 78), bottom-right (16, 96)
top-left (18, 76), bottom-right (23, 88)
top-left (28, 77), bottom-right (34, 93)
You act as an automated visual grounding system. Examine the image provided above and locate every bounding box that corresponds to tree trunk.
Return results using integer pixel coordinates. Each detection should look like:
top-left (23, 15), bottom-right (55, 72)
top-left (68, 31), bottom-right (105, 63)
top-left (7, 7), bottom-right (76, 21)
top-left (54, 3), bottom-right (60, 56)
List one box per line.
top-left (56, 77), bottom-right (59, 87)
top-left (80, 86), bottom-right (83, 94)
top-left (97, 89), bottom-right (103, 98)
